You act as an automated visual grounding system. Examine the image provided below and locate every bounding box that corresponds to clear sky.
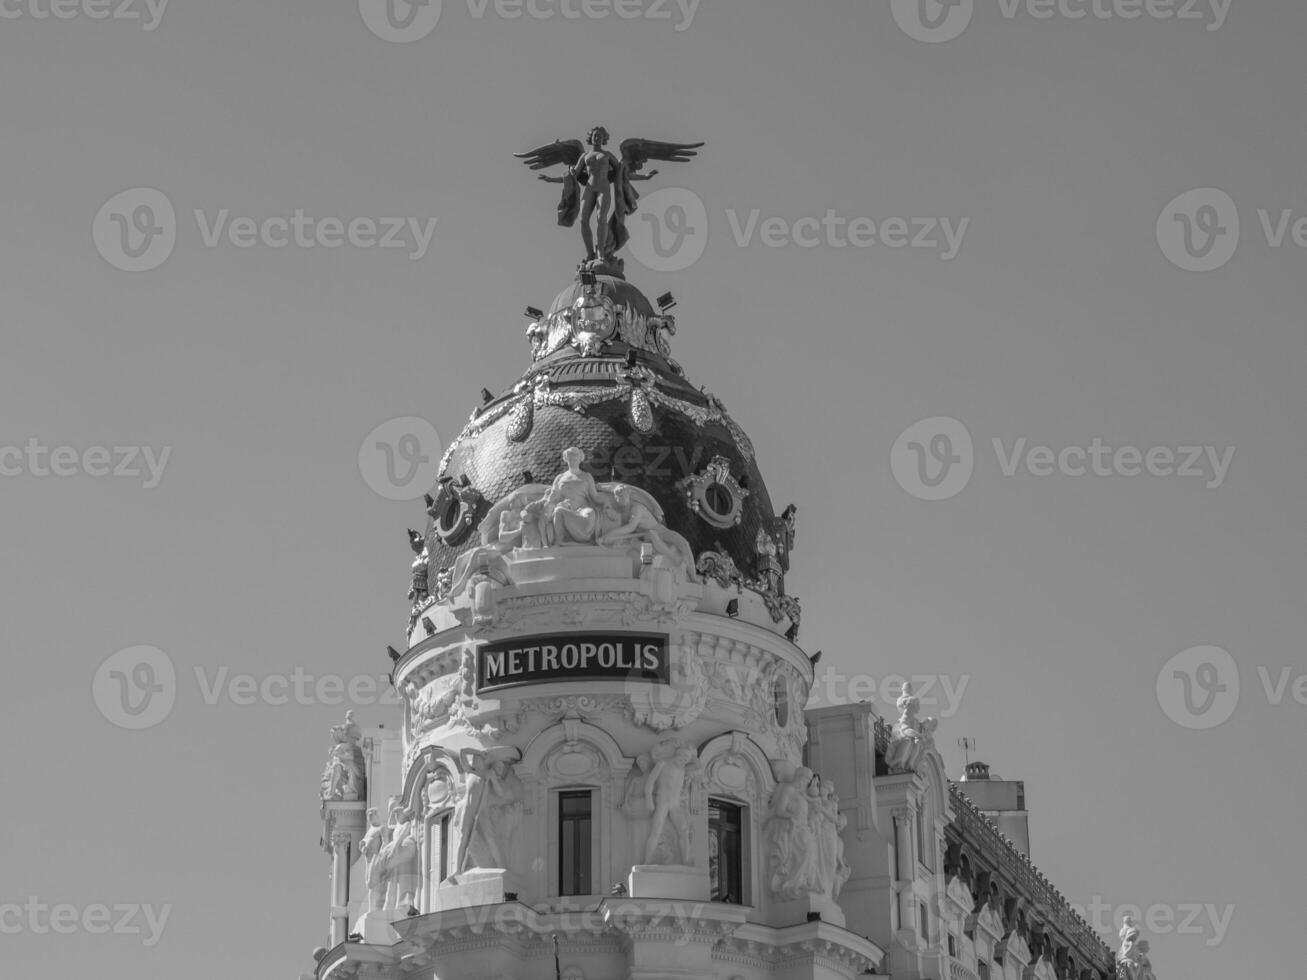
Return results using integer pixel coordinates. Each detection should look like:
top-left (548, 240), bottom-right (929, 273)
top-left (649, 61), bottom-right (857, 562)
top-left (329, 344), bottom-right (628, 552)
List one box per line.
top-left (1, 0), bottom-right (1302, 977)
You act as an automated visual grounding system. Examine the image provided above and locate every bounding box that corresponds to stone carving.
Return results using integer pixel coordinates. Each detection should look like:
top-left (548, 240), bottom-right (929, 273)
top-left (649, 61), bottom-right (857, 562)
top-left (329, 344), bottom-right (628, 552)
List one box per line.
top-left (379, 799), bottom-right (421, 914)
top-left (454, 748), bottom-right (523, 873)
top-left (696, 544), bottom-right (744, 590)
top-left (676, 455), bottom-right (749, 529)
top-left (814, 777), bottom-right (851, 900)
top-left (515, 128), bottom-right (703, 268)
top-left (407, 530), bottom-right (429, 605)
top-left (885, 683), bottom-right (939, 774)
top-left (405, 677), bottom-right (459, 737)
top-left (1118, 916), bottom-right (1158, 980)
top-left (320, 711), bottom-right (365, 802)
top-left (765, 762), bottom-right (818, 900)
top-left (639, 739), bottom-right (699, 865)
top-left (359, 807), bottom-right (388, 913)
top-left (765, 763), bottom-right (847, 902)
top-left (446, 448), bottom-right (699, 599)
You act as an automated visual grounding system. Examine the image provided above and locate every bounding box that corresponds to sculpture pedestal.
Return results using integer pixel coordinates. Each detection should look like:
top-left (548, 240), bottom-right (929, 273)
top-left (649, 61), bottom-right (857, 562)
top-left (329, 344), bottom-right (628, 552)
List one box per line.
top-left (509, 546), bottom-right (637, 584)
top-left (627, 864), bottom-right (709, 901)
top-left (431, 869), bottom-right (520, 911)
top-left (354, 909), bottom-right (407, 945)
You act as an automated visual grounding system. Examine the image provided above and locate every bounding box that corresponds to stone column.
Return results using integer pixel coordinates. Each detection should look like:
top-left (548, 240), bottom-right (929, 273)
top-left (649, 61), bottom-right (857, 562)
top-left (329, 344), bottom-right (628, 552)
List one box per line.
top-left (329, 832), bottom-right (352, 947)
top-left (892, 807), bottom-right (916, 936)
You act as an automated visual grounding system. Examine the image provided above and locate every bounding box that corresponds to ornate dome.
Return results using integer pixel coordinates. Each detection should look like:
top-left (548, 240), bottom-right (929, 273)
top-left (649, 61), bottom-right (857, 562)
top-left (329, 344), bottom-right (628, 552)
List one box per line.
top-left (414, 270), bottom-right (797, 631)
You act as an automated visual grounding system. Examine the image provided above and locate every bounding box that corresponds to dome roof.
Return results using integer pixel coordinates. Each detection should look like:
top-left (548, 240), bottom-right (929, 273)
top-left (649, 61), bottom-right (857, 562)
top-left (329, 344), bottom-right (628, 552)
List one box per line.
top-left (419, 272), bottom-right (794, 599)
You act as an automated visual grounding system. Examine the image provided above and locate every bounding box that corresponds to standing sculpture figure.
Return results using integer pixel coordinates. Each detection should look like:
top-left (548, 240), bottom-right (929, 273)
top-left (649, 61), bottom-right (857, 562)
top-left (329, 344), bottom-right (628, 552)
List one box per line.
top-left (516, 130), bottom-right (703, 266)
top-left (359, 808), bottom-right (389, 914)
top-left (765, 765), bottom-right (817, 899)
top-left (643, 741), bottom-right (697, 865)
top-left (381, 802), bottom-right (421, 915)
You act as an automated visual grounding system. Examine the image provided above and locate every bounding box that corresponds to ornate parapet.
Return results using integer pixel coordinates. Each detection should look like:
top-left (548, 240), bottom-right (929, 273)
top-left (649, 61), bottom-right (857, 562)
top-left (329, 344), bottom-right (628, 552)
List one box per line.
top-left (946, 785), bottom-right (1114, 976)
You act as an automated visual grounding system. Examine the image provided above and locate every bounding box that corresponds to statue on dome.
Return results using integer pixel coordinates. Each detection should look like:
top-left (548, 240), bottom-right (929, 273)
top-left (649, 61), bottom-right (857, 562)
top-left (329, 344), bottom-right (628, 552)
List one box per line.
top-left (443, 448), bottom-right (699, 596)
top-left (320, 712), bottom-right (365, 801)
top-left (515, 128), bottom-right (703, 269)
top-left (600, 484), bottom-right (697, 574)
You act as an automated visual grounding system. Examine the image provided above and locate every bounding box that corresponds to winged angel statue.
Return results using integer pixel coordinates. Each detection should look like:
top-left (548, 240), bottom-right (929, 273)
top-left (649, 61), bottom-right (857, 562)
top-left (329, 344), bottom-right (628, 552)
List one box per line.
top-left (516, 126), bottom-right (703, 266)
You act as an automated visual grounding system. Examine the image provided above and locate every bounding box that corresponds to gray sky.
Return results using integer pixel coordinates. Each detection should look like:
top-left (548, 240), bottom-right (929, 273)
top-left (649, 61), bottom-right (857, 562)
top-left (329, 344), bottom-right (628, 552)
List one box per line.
top-left (1, 0), bottom-right (1302, 976)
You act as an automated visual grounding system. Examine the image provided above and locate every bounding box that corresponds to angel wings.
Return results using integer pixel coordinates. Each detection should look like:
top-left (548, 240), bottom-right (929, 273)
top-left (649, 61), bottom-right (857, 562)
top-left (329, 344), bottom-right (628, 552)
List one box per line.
top-left (515, 131), bottom-right (703, 266)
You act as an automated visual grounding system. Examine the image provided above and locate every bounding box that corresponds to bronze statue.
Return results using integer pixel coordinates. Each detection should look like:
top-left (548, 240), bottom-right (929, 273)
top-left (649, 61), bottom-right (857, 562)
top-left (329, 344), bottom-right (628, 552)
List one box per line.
top-left (516, 127), bottom-right (703, 267)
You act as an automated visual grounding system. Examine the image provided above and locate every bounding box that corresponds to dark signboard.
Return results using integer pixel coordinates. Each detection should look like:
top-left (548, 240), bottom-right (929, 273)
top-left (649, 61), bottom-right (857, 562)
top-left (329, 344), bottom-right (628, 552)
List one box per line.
top-left (475, 631), bottom-right (669, 693)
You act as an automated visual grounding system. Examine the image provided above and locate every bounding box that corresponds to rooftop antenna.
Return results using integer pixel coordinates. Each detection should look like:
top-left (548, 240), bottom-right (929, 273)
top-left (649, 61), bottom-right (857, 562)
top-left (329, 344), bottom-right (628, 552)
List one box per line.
top-left (958, 737), bottom-right (978, 768)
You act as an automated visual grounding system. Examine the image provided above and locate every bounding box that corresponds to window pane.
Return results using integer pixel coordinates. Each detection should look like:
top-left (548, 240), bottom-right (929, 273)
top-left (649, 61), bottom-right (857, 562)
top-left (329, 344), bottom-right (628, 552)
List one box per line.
top-left (559, 791), bottom-right (592, 896)
top-left (708, 800), bottom-right (743, 904)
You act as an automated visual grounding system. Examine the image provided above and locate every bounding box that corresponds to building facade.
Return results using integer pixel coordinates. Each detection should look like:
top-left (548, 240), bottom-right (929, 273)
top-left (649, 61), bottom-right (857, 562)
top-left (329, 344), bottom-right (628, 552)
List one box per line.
top-left (308, 249), bottom-right (1159, 980)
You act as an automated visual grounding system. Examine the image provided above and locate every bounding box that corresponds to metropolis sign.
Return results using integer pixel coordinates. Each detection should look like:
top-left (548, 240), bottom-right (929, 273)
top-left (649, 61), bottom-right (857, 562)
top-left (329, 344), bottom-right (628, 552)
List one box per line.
top-left (475, 631), bottom-right (669, 693)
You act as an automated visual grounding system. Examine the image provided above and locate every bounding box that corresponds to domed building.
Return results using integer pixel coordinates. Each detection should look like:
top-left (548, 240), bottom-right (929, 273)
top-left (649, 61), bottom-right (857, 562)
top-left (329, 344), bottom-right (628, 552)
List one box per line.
top-left (311, 224), bottom-right (1155, 980)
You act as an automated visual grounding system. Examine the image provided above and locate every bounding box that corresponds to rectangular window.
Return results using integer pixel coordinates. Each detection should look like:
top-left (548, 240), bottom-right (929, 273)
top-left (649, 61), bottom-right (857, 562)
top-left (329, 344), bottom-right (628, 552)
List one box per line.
top-left (919, 902), bottom-right (930, 941)
top-left (948, 933), bottom-right (957, 957)
top-left (708, 800), bottom-right (744, 904)
top-left (558, 791), bottom-right (593, 896)
top-left (437, 812), bottom-right (451, 882)
top-left (978, 960), bottom-right (991, 980)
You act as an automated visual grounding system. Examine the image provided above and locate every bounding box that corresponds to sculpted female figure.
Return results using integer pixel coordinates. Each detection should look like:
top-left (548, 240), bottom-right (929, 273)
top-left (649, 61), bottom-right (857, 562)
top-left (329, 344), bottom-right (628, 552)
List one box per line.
top-left (765, 765), bottom-right (817, 899)
top-left (544, 447), bottom-right (607, 545)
